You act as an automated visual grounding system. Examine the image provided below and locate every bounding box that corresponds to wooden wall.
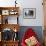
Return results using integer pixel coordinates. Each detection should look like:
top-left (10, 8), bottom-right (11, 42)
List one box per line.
top-left (44, 0), bottom-right (46, 27)
top-left (43, 0), bottom-right (46, 46)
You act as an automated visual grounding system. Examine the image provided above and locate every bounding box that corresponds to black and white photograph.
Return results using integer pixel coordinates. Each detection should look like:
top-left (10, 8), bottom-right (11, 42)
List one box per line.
top-left (23, 8), bottom-right (36, 19)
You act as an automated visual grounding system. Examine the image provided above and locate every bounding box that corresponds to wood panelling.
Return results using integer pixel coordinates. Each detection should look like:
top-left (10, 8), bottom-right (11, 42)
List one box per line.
top-left (43, 0), bottom-right (46, 46)
top-left (44, 0), bottom-right (46, 26)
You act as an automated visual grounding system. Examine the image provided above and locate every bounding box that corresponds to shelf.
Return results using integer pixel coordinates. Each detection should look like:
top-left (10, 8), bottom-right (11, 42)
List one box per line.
top-left (0, 7), bottom-right (19, 16)
top-left (2, 40), bottom-right (19, 43)
top-left (0, 24), bottom-right (20, 32)
top-left (0, 7), bottom-right (19, 46)
top-left (0, 7), bottom-right (19, 24)
top-left (1, 15), bottom-right (18, 24)
top-left (1, 40), bottom-right (19, 46)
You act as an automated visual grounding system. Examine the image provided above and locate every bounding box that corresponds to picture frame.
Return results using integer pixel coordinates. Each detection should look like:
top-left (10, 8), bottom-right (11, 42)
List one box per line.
top-left (23, 8), bottom-right (36, 19)
top-left (2, 10), bottom-right (9, 15)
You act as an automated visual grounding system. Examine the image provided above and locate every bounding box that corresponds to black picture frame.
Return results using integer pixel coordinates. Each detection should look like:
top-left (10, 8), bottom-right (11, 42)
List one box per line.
top-left (23, 8), bottom-right (36, 19)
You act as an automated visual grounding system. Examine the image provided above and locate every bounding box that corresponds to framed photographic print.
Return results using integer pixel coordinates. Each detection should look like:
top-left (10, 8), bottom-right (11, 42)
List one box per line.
top-left (23, 8), bottom-right (36, 19)
top-left (2, 10), bottom-right (9, 15)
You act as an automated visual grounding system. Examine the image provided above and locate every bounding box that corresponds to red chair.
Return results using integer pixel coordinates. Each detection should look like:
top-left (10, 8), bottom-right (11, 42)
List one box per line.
top-left (21, 28), bottom-right (41, 46)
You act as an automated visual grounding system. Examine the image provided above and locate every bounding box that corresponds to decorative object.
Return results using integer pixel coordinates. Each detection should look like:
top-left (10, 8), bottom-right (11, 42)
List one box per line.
top-left (15, 0), bottom-right (17, 7)
top-left (1, 28), bottom-right (13, 41)
top-left (9, 10), bottom-right (18, 15)
top-left (2, 10), bottom-right (9, 15)
top-left (23, 8), bottom-right (36, 19)
top-left (13, 32), bottom-right (18, 41)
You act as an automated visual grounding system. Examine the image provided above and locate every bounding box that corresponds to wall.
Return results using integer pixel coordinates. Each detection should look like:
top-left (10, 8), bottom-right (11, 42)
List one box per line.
top-left (17, 0), bottom-right (44, 26)
top-left (0, 0), bottom-right (15, 7)
top-left (0, 0), bottom-right (44, 26)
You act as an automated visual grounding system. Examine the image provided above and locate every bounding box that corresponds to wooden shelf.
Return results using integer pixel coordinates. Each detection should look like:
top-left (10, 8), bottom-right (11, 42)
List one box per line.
top-left (0, 7), bottom-right (20, 46)
top-left (0, 7), bottom-right (19, 10)
top-left (0, 40), bottom-right (19, 46)
top-left (0, 24), bottom-right (20, 32)
top-left (0, 7), bottom-right (19, 16)
top-left (2, 40), bottom-right (19, 42)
